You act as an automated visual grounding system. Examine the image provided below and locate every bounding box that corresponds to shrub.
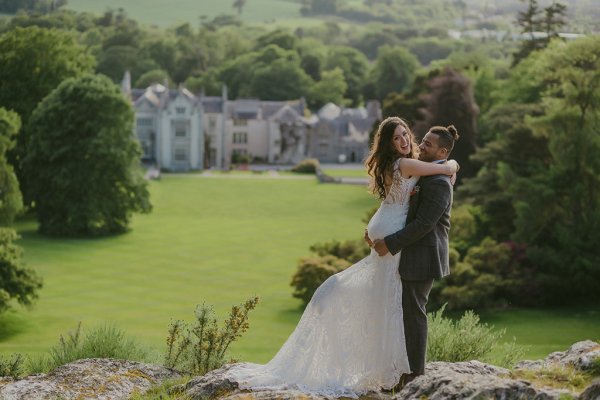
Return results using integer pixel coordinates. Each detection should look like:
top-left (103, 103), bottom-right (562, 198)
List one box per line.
top-left (427, 304), bottom-right (525, 368)
top-left (164, 297), bottom-right (259, 375)
top-left (435, 237), bottom-right (532, 310)
top-left (290, 255), bottom-right (350, 307)
top-left (0, 353), bottom-right (24, 378)
top-left (26, 322), bottom-right (149, 374)
top-left (309, 238), bottom-right (370, 264)
top-left (291, 158), bottom-right (319, 174)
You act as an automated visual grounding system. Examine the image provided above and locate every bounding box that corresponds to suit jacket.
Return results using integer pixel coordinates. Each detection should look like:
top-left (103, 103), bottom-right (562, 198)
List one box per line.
top-left (383, 174), bottom-right (453, 281)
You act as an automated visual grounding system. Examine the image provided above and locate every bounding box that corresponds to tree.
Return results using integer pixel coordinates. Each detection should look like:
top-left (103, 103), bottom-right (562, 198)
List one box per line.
top-left (325, 46), bottom-right (369, 106)
top-left (0, 108), bottom-right (22, 225)
top-left (248, 58), bottom-right (313, 100)
top-left (458, 36), bottom-right (600, 305)
top-left (0, 27), bottom-right (95, 124)
top-left (308, 67), bottom-right (347, 109)
top-left (232, 0), bottom-right (246, 15)
top-left (508, 37), bottom-right (600, 302)
top-left (369, 45), bottom-right (419, 100)
top-left (134, 69), bottom-right (173, 88)
top-left (415, 67), bottom-right (479, 181)
top-left (0, 26), bottom-right (95, 204)
top-left (0, 228), bottom-right (42, 313)
top-left (513, 0), bottom-right (567, 65)
top-left (22, 74), bottom-right (151, 237)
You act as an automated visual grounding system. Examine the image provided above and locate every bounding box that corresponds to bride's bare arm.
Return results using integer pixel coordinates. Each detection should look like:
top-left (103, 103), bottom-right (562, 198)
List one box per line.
top-left (397, 158), bottom-right (459, 178)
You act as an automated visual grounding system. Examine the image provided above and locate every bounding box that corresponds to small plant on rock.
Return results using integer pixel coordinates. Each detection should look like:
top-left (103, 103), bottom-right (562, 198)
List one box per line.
top-left (164, 297), bottom-right (259, 375)
top-left (0, 353), bottom-right (24, 378)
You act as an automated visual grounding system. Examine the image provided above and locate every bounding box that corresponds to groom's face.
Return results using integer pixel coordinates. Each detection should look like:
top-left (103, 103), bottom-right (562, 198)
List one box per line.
top-left (418, 132), bottom-right (446, 162)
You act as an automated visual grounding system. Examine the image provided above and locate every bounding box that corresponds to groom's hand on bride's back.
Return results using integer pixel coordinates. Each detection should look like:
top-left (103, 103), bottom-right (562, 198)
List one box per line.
top-left (372, 239), bottom-right (389, 256)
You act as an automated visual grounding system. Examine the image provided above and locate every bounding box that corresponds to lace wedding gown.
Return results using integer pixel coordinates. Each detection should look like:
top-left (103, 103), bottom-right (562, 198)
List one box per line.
top-left (226, 170), bottom-right (418, 398)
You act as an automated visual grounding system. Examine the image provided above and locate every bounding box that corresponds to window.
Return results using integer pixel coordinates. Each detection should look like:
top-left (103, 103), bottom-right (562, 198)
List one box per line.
top-left (234, 118), bottom-right (248, 126)
top-left (174, 148), bottom-right (187, 161)
top-left (176, 107), bottom-right (186, 115)
top-left (137, 118), bottom-right (153, 127)
top-left (209, 116), bottom-right (216, 130)
top-left (232, 132), bottom-right (247, 144)
top-left (175, 121), bottom-right (187, 138)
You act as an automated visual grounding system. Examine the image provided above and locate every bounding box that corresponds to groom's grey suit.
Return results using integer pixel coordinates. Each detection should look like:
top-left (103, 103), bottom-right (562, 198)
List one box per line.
top-left (384, 172), bottom-right (453, 375)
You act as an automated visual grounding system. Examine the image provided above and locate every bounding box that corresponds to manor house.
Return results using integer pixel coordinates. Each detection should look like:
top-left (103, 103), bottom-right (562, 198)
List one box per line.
top-left (122, 73), bottom-right (380, 171)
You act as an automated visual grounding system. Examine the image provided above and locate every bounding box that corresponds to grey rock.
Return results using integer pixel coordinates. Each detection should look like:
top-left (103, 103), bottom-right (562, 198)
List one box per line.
top-left (0, 358), bottom-right (181, 400)
top-left (580, 379), bottom-right (600, 400)
top-left (516, 340), bottom-right (600, 371)
top-left (171, 364), bottom-right (239, 400)
top-left (395, 361), bottom-right (571, 400)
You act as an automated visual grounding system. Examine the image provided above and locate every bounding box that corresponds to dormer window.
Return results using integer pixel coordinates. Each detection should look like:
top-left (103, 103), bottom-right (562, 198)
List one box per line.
top-left (176, 107), bottom-right (186, 115)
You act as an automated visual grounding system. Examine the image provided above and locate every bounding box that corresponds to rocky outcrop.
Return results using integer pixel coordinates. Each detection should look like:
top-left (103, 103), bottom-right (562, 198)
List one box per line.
top-left (0, 358), bottom-right (181, 400)
top-left (1, 341), bottom-right (598, 400)
top-left (516, 340), bottom-right (600, 372)
top-left (175, 341), bottom-right (600, 400)
top-left (172, 361), bottom-right (573, 400)
top-left (399, 361), bottom-right (571, 400)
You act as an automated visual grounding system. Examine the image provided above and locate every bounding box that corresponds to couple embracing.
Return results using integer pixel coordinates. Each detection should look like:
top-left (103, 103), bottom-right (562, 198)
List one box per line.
top-left (227, 117), bottom-right (460, 397)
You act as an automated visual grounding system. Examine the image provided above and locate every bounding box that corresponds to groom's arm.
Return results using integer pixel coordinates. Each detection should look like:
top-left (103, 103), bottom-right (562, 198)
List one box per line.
top-left (383, 177), bottom-right (451, 255)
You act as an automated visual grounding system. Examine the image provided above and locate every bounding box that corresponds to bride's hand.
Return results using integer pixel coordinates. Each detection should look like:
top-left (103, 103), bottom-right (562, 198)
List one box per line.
top-left (447, 159), bottom-right (460, 174)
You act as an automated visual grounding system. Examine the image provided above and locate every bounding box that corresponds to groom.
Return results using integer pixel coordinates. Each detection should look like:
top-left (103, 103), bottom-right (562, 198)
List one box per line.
top-left (371, 125), bottom-right (458, 387)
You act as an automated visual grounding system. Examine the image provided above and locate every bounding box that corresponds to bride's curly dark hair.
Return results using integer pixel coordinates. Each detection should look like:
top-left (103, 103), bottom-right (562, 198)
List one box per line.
top-left (365, 117), bottom-right (419, 200)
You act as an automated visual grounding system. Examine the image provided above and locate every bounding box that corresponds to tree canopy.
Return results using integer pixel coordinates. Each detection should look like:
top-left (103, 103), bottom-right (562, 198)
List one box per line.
top-left (22, 74), bottom-right (152, 237)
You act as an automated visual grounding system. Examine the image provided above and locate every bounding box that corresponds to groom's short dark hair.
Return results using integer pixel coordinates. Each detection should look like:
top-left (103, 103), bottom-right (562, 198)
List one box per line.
top-left (429, 125), bottom-right (459, 155)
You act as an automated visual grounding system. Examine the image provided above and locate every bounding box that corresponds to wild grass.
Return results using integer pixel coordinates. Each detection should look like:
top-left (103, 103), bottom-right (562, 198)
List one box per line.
top-left (509, 365), bottom-right (594, 394)
top-left (26, 322), bottom-right (150, 374)
top-left (0, 353), bottom-right (23, 378)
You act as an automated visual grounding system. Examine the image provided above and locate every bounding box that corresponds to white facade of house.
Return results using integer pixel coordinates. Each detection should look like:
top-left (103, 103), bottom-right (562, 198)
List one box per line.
top-left (130, 83), bottom-right (204, 171)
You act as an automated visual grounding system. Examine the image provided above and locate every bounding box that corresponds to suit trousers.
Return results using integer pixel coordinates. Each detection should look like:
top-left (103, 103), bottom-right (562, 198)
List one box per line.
top-left (401, 278), bottom-right (434, 375)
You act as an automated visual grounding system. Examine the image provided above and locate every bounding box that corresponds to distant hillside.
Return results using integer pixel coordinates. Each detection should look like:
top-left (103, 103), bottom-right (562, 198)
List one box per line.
top-left (65, 0), bottom-right (308, 27)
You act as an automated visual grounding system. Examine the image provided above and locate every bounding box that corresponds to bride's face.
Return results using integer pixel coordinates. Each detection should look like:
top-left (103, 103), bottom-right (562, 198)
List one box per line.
top-left (392, 125), bottom-right (411, 156)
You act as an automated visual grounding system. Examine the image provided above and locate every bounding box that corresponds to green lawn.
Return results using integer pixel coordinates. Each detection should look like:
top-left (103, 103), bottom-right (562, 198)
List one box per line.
top-left (65, 0), bottom-right (308, 27)
top-left (479, 306), bottom-right (600, 360)
top-left (0, 175), bottom-right (598, 364)
top-left (322, 168), bottom-right (368, 178)
top-left (0, 175), bottom-right (377, 363)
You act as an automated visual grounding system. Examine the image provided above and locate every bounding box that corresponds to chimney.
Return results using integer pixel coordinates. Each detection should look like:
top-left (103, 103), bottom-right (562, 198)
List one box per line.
top-left (121, 70), bottom-right (131, 96)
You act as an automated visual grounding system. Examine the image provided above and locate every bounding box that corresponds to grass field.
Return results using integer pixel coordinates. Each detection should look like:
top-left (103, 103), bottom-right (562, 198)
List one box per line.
top-left (0, 175), bottom-right (598, 365)
top-left (0, 175), bottom-right (378, 363)
top-left (65, 0), bottom-right (310, 27)
top-left (322, 168), bottom-right (368, 178)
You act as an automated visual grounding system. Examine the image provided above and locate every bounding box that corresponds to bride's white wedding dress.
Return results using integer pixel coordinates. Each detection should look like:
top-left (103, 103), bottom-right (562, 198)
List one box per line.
top-left (226, 168), bottom-right (418, 398)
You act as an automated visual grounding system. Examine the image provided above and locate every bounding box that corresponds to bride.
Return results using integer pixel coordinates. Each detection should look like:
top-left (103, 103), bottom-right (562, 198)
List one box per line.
top-left (225, 117), bottom-right (459, 397)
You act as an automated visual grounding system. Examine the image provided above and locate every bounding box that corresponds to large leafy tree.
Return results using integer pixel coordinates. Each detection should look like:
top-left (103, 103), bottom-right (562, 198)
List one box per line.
top-left (0, 108), bottom-right (22, 225)
top-left (22, 74), bottom-right (152, 237)
top-left (308, 67), bottom-right (348, 109)
top-left (513, 0), bottom-right (567, 65)
top-left (0, 26), bottom-right (95, 203)
top-left (414, 67), bottom-right (479, 181)
top-left (368, 45), bottom-right (419, 100)
top-left (457, 36), bottom-right (600, 306)
top-left (325, 46), bottom-right (369, 106)
top-left (0, 228), bottom-right (43, 314)
top-left (0, 26), bottom-right (95, 125)
top-left (508, 37), bottom-right (600, 301)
